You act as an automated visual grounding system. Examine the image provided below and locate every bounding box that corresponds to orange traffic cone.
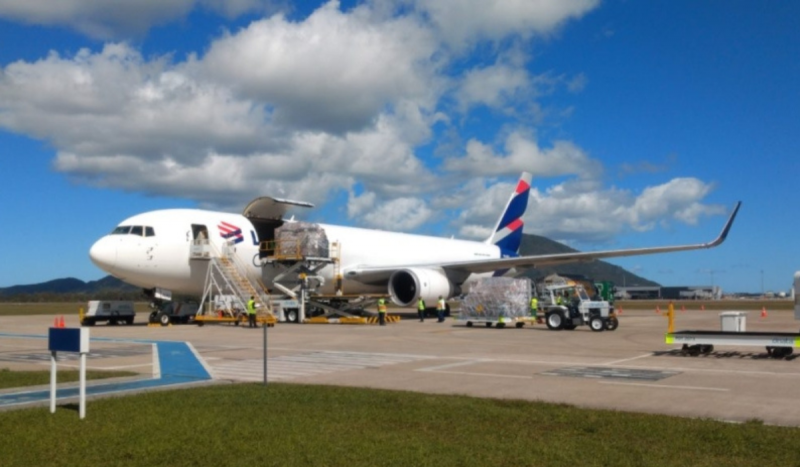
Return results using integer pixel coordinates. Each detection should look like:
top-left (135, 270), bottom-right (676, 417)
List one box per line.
top-left (655, 305), bottom-right (661, 314)
top-left (59, 316), bottom-right (65, 328)
top-left (681, 305), bottom-right (686, 313)
top-left (761, 307), bottom-right (768, 318)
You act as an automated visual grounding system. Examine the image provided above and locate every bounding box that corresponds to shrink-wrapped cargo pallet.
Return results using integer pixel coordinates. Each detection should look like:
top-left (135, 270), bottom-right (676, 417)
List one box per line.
top-left (275, 222), bottom-right (330, 258)
top-left (459, 277), bottom-right (531, 320)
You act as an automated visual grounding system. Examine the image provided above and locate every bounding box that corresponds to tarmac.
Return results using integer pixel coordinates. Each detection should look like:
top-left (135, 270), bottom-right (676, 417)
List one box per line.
top-left (2, 307), bottom-right (800, 426)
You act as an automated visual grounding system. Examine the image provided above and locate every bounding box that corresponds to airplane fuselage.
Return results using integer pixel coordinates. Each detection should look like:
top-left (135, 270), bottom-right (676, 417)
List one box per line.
top-left (90, 209), bottom-right (501, 298)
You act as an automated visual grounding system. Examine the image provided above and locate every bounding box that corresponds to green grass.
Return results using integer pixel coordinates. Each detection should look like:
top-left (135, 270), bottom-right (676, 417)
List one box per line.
top-left (0, 302), bottom-right (151, 316)
top-left (0, 368), bottom-right (138, 390)
top-left (1, 383), bottom-right (799, 467)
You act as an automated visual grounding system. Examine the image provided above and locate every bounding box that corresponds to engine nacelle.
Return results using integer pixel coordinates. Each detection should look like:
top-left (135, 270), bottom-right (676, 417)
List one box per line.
top-left (388, 268), bottom-right (458, 307)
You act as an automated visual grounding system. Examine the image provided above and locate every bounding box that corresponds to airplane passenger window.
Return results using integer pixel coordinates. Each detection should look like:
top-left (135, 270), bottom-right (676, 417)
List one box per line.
top-left (130, 226), bottom-right (144, 236)
top-left (145, 227), bottom-right (155, 237)
top-left (111, 226), bottom-right (131, 235)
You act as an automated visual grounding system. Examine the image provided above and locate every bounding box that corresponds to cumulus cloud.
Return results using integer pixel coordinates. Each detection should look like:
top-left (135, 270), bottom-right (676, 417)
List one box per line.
top-left (445, 131), bottom-right (602, 179)
top-left (0, 0), bottom-right (727, 241)
top-left (457, 63), bottom-right (530, 112)
top-left (200, 2), bottom-right (440, 133)
top-left (0, 0), bottom-right (278, 39)
top-left (455, 176), bottom-right (725, 244)
top-left (361, 197), bottom-right (433, 230)
top-left (411, 0), bottom-right (600, 47)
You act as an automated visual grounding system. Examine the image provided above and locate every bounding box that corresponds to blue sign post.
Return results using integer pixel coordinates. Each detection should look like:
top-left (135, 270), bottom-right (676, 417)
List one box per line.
top-left (48, 327), bottom-right (90, 419)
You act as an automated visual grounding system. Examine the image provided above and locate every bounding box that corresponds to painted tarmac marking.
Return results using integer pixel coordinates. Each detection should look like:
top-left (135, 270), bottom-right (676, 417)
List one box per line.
top-left (0, 334), bottom-right (211, 408)
top-left (603, 353), bottom-right (654, 366)
top-left (210, 351), bottom-right (427, 383)
top-left (599, 381), bottom-right (729, 392)
top-left (540, 367), bottom-right (680, 382)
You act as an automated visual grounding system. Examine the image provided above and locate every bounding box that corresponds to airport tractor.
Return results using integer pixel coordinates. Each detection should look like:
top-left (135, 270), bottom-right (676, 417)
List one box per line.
top-left (538, 283), bottom-right (618, 332)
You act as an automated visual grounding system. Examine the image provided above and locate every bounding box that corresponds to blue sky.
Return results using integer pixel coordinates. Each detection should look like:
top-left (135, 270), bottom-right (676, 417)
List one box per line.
top-left (0, 0), bottom-right (797, 293)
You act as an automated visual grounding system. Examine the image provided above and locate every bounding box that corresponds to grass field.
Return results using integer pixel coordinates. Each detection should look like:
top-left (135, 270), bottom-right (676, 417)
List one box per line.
top-left (1, 383), bottom-right (799, 467)
top-left (0, 368), bottom-right (137, 390)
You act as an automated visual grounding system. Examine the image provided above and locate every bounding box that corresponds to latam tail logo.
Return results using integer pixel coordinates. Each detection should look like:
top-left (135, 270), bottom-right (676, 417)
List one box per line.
top-left (488, 172), bottom-right (532, 256)
top-left (218, 221), bottom-right (244, 244)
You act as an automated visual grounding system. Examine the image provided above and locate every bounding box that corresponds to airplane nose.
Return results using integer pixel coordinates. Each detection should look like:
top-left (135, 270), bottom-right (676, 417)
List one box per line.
top-left (89, 237), bottom-right (117, 273)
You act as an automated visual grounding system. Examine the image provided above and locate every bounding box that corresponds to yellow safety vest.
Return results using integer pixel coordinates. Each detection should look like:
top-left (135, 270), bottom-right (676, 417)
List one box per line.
top-left (247, 300), bottom-right (256, 315)
top-left (378, 299), bottom-right (387, 313)
top-left (418, 299), bottom-right (425, 311)
top-left (531, 298), bottom-right (538, 309)
top-left (437, 299), bottom-right (446, 310)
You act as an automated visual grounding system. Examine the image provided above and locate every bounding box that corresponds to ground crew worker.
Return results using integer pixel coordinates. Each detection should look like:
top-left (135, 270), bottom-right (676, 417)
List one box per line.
top-left (437, 296), bottom-right (446, 323)
top-left (555, 293), bottom-right (563, 306)
top-left (530, 296), bottom-right (538, 318)
top-left (247, 296), bottom-right (257, 328)
top-left (377, 297), bottom-right (387, 326)
top-left (417, 297), bottom-right (426, 322)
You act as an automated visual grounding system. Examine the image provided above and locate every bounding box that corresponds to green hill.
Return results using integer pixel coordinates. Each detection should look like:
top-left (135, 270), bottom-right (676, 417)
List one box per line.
top-left (517, 234), bottom-right (660, 287)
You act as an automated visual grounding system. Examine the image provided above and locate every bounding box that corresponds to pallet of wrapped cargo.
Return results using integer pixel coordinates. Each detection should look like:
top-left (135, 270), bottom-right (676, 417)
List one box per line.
top-left (275, 222), bottom-right (330, 258)
top-left (458, 277), bottom-right (533, 328)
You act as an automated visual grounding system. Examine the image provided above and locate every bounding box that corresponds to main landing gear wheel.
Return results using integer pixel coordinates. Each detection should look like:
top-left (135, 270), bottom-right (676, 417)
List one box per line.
top-left (285, 308), bottom-right (299, 323)
top-left (589, 317), bottom-right (605, 332)
top-left (545, 311), bottom-right (564, 330)
top-left (466, 321), bottom-right (473, 327)
top-left (485, 322), bottom-right (492, 328)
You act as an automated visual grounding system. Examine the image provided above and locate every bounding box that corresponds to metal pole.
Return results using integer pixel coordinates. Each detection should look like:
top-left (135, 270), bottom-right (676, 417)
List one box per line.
top-left (50, 351), bottom-right (57, 414)
top-left (79, 352), bottom-right (86, 419)
top-left (263, 321), bottom-right (268, 386)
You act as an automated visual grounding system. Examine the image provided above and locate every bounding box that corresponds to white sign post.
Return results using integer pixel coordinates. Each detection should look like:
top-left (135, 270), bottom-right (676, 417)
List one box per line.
top-left (48, 327), bottom-right (90, 419)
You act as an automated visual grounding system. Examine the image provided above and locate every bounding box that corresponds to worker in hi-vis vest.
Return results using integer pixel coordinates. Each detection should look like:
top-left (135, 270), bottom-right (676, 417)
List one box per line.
top-left (417, 297), bottom-right (426, 322)
top-left (530, 297), bottom-right (538, 318)
top-left (377, 298), bottom-right (387, 326)
top-left (437, 296), bottom-right (446, 323)
top-left (247, 296), bottom-right (257, 328)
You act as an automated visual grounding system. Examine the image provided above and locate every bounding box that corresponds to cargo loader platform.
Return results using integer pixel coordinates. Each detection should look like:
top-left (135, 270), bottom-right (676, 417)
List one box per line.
top-left (665, 330), bottom-right (800, 358)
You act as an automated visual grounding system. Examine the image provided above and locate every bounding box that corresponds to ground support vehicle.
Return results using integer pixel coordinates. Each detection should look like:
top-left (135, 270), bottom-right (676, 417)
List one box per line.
top-left (666, 331), bottom-right (800, 358)
top-left (149, 301), bottom-right (200, 326)
top-left (461, 316), bottom-right (536, 329)
top-left (664, 272), bottom-right (800, 358)
top-left (81, 300), bottom-right (135, 326)
top-left (538, 283), bottom-right (617, 332)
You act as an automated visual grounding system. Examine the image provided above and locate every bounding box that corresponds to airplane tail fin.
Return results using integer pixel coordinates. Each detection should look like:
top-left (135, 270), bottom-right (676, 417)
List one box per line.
top-left (485, 172), bottom-right (532, 256)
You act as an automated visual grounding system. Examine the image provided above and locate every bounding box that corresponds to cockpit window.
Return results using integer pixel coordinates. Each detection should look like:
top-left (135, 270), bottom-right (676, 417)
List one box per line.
top-left (145, 226), bottom-right (155, 237)
top-left (111, 226), bottom-right (131, 235)
top-left (130, 226), bottom-right (143, 236)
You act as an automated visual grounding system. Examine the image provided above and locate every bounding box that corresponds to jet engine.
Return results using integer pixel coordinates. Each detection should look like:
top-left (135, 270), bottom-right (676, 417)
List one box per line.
top-left (388, 268), bottom-right (459, 307)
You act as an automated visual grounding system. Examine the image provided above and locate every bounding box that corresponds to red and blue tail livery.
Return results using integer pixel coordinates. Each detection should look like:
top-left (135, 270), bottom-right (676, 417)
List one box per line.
top-left (486, 172), bottom-right (532, 256)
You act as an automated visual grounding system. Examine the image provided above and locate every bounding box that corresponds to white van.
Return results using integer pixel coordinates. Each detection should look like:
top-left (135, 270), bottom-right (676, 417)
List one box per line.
top-left (82, 300), bottom-right (136, 326)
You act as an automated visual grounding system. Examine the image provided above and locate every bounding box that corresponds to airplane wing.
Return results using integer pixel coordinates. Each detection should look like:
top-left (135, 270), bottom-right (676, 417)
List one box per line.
top-left (345, 201), bottom-right (741, 282)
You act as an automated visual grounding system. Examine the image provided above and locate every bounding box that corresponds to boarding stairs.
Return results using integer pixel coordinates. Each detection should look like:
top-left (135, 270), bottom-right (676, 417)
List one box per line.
top-left (196, 240), bottom-right (273, 319)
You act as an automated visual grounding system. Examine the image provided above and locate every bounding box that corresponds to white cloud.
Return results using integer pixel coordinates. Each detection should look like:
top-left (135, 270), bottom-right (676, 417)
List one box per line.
top-left (0, 0), bottom-right (726, 245)
top-left (457, 63), bottom-right (530, 111)
top-left (411, 0), bottom-right (600, 47)
top-left (200, 1), bottom-right (441, 133)
top-left (445, 131), bottom-right (602, 179)
top-left (0, 0), bottom-right (278, 39)
top-left (362, 197), bottom-right (433, 230)
top-left (455, 176), bottom-right (725, 245)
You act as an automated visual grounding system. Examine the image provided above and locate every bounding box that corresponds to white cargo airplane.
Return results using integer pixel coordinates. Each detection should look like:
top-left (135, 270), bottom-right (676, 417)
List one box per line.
top-left (89, 173), bottom-right (740, 307)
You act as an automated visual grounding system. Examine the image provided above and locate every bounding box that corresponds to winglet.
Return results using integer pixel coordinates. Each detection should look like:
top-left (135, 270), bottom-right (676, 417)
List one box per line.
top-left (706, 201), bottom-right (741, 248)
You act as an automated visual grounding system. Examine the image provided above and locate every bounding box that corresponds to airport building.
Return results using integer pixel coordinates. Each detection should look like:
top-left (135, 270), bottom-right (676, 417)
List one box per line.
top-left (615, 286), bottom-right (721, 300)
